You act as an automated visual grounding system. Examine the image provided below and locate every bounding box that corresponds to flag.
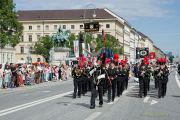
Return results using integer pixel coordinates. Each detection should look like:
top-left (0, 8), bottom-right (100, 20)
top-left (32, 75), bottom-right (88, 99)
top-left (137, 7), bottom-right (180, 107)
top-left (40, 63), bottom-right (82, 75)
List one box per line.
top-left (149, 52), bottom-right (156, 59)
top-left (73, 40), bottom-right (79, 57)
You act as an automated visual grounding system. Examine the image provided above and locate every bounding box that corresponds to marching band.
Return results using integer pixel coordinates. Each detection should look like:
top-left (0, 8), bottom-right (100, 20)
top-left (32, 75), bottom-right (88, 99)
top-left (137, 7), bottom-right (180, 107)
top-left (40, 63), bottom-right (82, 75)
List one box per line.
top-left (72, 54), bottom-right (170, 109)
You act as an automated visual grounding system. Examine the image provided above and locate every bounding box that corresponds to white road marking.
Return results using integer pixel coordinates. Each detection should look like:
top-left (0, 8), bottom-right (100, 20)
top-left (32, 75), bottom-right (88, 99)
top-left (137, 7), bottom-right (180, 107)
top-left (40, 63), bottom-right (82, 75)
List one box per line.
top-left (150, 100), bottom-right (158, 105)
top-left (0, 91), bottom-right (73, 117)
top-left (85, 112), bottom-right (102, 120)
top-left (122, 90), bottom-right (128, 95)
top-left (107, 102), bottom-right (114, 105)
top-left (107, 97), bottom-right (120, 105)
top-left (175, 72), bottom-right (180, 88)
top-left (41, 90), bottom-right (51, 93)
top-left (143, 96), bottom-right (150, 103)
top-left (129, 86), bottom-right (135, 89)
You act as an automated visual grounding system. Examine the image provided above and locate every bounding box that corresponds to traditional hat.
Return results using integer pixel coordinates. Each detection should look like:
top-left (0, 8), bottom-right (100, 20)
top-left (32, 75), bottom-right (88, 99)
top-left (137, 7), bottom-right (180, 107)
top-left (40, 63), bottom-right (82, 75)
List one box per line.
top-left (77, 54), bottom-right (87, 68)
top-left (143, 56), bottom-right (149, 65)
top-left (157, 58), bottom-right (167, 65)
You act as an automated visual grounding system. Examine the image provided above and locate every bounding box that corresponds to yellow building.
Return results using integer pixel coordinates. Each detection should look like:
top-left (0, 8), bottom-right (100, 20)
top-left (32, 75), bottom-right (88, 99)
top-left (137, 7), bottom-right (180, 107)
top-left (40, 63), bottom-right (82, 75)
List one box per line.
top-left (17, 8), bottom-right (126, 63)
top-left (16, 8), bottom-right (165, 63)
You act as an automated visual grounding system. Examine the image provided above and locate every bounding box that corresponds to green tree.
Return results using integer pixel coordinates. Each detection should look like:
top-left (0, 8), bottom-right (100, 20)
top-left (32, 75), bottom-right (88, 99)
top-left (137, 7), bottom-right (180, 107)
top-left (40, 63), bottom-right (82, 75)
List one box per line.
top-left (66, 33), bottom-right (76, 49)
top-left (66, 32), bottom-right (94, 55)
top-left (34, 36), bottom-right (53, 62)
top-left (0, 0), bottom-right (23, 48)
top-left (96, 34), bottom-right (123, 54)
top-left (169, 56), bottom-right (174, 63)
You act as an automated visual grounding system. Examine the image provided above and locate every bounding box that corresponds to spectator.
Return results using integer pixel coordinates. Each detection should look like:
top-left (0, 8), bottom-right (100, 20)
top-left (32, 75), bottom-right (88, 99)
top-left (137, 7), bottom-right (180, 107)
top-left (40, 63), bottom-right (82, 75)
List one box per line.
top-left (0, 64), bottom-right (3, 88)
top-left (3, 65), bottom-right (12, 88)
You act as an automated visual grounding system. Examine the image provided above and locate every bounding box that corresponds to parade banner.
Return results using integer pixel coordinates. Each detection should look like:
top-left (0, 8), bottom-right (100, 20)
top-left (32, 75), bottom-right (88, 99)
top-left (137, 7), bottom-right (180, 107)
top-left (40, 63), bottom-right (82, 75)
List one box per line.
top-left (73, 40), bottom-right (79, 58)
top-left (82, 43), bottom-right (86, 56)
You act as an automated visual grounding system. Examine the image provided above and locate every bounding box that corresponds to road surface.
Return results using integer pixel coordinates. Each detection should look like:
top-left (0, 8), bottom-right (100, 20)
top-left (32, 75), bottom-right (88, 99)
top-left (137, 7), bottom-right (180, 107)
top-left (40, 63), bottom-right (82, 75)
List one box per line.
top-left (0, 69), bottom-right (180, 120)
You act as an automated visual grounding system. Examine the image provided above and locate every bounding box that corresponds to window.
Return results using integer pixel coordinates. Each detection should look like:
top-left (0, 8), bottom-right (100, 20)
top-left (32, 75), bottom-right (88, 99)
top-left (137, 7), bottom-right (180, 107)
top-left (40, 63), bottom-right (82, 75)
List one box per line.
top-left (29, 26), bottom-right (32, 30)
top-left (106, 24), bottom-right (110, 28)
top-left (54, 25), bottom-right (58, 30)
top-left (37, 25), bottom-right (40, 30)
top-left (37, 35), bottom-right (41, 40)
top-left (71, 25), bottom-right (75, 29)
top-left (80, 25), bottom-right (83, 29)
top-left (21, 35), bottom-right (24, 42)
top-left (45, 25), bottom-right (49, 30)
top-left (20, 47), bottom-right (24, 54)
top-left (28, 35), bottom-right (32, 42)
top-left (29, 47), bottom-right (33, 54)
top-left (7, 54), bottom-right (9, 62)
top-left (2, 54), bottom-right (4, 63)
top-left (63, 25), bottom-right (66, 29)
top-left (11, 54), bottom-right (13, 63)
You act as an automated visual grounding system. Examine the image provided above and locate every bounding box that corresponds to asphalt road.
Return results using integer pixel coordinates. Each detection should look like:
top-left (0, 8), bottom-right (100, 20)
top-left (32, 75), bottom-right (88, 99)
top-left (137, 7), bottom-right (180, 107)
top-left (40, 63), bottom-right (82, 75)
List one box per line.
top-left (0, 69), bottom-right (180, 120)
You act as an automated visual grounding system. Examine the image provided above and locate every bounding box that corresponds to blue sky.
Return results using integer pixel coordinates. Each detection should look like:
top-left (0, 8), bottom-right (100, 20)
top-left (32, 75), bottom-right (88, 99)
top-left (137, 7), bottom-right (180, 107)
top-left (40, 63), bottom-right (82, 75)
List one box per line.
top-left (14, 0), bottom-right (180, 56)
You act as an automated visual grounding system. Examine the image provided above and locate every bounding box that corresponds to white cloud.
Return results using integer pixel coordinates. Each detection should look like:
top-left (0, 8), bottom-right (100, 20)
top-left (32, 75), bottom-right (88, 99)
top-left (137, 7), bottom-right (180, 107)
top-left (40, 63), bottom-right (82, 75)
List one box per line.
top-left (14, 0), bottom-right (175, 18)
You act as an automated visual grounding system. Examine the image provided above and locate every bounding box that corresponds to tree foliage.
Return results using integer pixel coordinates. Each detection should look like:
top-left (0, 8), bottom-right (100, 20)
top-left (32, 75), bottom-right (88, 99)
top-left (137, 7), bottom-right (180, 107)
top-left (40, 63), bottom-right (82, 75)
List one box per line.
top-left (0, 0), bottom-right (23, 48)
top-left (96, 34), bottom-right (123, 54)
top-left (34, 36), bottom-right (54, 62)
top-left (169, 55), bottom-right (174, 63)
top-left (66, 33), bottom-right (76, 49)
top-left (63, 32), bottom-right (123, 56)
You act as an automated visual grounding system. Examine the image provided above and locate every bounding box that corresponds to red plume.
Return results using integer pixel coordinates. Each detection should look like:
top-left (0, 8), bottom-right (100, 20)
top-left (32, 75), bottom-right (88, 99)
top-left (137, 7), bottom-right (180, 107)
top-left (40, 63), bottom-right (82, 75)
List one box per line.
top-left (144, 56), bottom-right (149, 65)
top-left (121, 60), bottom-right (125, 67)
top-left (77, 54), bottom-right (87, 68)
top-left (114, 54), bottom-right (119, 60)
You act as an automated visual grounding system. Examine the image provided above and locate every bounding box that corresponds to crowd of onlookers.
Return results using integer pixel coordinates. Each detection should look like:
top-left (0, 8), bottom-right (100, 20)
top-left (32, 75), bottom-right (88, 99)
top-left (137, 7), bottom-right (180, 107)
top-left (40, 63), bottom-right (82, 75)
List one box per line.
top-left (0, 62), bottom-right (72, 89)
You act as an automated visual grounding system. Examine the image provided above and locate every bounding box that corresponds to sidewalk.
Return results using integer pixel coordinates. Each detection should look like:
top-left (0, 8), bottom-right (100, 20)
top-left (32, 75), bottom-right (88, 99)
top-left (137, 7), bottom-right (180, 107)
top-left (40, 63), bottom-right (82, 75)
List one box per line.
top-left (0, 77), bottom-right (73, 94)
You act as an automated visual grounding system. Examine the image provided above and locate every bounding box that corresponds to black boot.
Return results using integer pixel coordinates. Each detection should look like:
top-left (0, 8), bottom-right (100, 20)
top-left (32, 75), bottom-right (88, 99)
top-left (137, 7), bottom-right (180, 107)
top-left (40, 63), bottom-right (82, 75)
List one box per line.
top-left (90, 105), bottom-right (95, 109)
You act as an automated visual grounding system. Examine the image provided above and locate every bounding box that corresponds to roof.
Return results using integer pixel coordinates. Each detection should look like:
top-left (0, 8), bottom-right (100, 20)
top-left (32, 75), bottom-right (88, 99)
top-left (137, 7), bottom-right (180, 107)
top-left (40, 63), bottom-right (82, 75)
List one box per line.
top-left (137, 31), bottom-right (147, 38)
top-left (17, 8), bottom-right (115, 21)
top-left (137, 31), bottom-right (153, 43)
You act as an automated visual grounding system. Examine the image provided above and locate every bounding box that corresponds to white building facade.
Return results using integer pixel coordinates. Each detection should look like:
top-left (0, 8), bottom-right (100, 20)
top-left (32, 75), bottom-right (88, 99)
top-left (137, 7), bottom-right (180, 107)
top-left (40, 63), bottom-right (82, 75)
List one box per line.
top-left (0, 47), bottom-right (16, 65)
top-left (16, 8), bottom-right (165, 63)
top-left (123, 22), bottom-right (131, 59)
top-left (16, 8), bottom-right (126, 63)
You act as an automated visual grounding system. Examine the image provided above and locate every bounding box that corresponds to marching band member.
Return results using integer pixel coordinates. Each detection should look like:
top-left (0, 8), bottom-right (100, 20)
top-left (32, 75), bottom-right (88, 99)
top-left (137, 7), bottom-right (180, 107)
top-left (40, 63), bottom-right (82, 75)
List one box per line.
top-left (124, 63), bottom-right (130, 90)
top-left (157, 59), bottom-right (169, 98)
top-left (138, 61), bottom-right (150, 98)
top-left (116, 64), bottom-right (126, 97)
top-left (81, 64), bottom-right (89, 96)
top-left (72, 64), bottom-right (82, 98)
top-left (153, 62), bottom-right (160, 89)
top-left (107, 62), bottom-right (117, 103)
top-left (90, 60), bottom-right (105, 109)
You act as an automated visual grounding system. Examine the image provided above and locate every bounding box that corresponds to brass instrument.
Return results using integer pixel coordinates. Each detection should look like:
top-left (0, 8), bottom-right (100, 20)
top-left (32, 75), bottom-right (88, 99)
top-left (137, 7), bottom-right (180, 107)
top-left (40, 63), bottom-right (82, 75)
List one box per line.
top-left (74, 67), bottom-right (82, 77)
top-left (158, 70), bottom-right (163, 77)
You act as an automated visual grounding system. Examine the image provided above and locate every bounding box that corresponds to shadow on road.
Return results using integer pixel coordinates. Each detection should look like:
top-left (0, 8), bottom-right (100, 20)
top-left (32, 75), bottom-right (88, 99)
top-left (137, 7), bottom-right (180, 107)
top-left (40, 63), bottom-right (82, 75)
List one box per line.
top-left (126, 84), bottom-right (159, 98)
top-left (171, 95), bottom-right (180, 98)
top-left (75, 103), bottom-right (90, 108)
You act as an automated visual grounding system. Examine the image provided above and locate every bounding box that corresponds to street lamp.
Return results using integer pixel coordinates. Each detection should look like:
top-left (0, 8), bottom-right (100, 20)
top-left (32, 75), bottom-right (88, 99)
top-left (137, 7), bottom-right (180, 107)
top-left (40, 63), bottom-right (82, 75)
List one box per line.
top-left (82, 4), bottom-right (97, 56)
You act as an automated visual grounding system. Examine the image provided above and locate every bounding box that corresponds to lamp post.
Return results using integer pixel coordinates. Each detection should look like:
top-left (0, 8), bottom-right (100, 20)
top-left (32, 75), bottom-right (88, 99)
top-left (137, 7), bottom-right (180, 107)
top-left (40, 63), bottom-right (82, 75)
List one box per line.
top-left (82, 4), bottom-right (97, 56)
